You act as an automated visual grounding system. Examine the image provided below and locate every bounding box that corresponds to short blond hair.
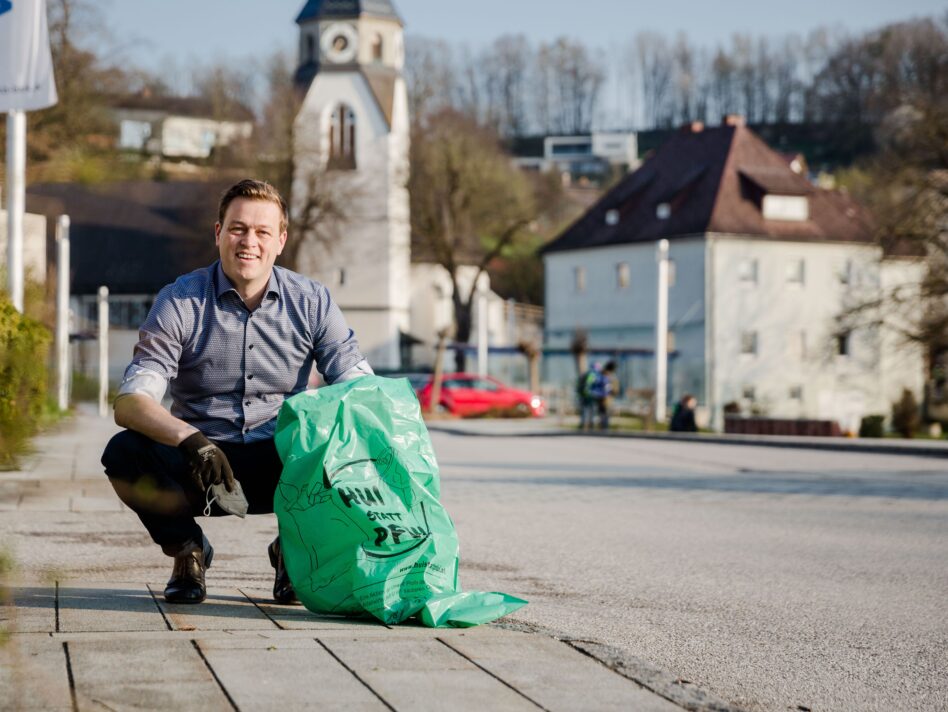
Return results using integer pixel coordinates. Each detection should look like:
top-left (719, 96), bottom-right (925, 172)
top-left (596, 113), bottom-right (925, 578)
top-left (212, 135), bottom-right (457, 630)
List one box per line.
top-left (218, 179), bottom-right (288, 233)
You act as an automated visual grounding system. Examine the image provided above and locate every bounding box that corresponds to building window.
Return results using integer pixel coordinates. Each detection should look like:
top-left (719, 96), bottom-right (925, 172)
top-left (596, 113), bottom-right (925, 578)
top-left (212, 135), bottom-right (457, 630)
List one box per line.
top-left (836, 332), bottom-right (850, 356)
top-left (742, 385), bottom-right (756, 401)
top-left (739, 258), bottom-right (758, 284)
top-left (306, 34), bottom-right (316, 63)
top-left (789, 385), bottom-right (804, 400)
top-left (786, 258), bottom-right (805, 285)
top-left (337, 268), bottom-right (346, 286)
top-left (840, 259), bottom-right (853, 285)
top-left (667, 259), bottom-right (677, 287)
top-left (574, 266), bottom-right (586, 292)
top-left (741, 331), bottom-right (758, 356)
top-left (616, 262), bottom-right (630, 289)
top-left (328, 104), bottom-right (356, 170)
top-left (371, 34), bottom-right (384, 62)
top-left (762, 194), bottom-right (809, 221)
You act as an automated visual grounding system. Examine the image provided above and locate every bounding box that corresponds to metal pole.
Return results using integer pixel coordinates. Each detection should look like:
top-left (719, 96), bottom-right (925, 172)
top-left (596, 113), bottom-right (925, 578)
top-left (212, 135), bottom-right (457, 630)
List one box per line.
top-left (655, 239), bottom-right (669, 423)
top-left (6, 110), bottom-right (26, 312)
top-left (97, 285), bottom-right (109, 417)
top-left (477, 291), bottom-right (488, 377)
top-left (56, 216), bottom-right (71, 411)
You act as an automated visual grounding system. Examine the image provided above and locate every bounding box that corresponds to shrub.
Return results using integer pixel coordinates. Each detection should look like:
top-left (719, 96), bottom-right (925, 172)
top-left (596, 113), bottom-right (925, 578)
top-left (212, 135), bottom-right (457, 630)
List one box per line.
top-left (0, 297), bottom-right (51, 468)
top-left (891, 388), bottom-right (920, 438)
top-left (859, 414), bottom-right (886, 438)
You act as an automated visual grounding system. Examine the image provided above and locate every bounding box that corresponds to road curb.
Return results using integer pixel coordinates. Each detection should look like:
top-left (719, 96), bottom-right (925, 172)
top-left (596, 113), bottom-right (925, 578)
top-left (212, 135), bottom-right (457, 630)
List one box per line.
top-left (426, 424), bottom-right (948, 459)
top-left (492, 618), bottom-right (745, 712)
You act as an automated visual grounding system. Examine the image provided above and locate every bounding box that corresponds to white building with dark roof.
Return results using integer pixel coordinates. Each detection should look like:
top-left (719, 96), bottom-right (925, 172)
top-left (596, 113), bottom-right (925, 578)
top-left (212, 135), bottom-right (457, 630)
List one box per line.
top-left (542, 118), bottom-right (925, 431)
top-left (111, 93), bottom-right (254, 160)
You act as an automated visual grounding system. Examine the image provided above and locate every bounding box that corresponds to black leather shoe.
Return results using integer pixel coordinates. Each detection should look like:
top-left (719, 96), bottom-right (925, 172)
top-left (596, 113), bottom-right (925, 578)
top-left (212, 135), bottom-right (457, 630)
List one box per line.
top-left (164, 535), bottom-right (213, 604)
top-left (268, 537), bottom-right (298, 605)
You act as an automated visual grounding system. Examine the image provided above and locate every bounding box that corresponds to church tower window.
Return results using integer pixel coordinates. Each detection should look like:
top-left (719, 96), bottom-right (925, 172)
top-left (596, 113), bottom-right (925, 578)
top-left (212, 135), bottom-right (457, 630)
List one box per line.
top-left (306, 34), bottom-right (315, 63)
top-left (328, 104), bottom-right (356, 170)
top-left (371, 34), bottom-right (384, 63)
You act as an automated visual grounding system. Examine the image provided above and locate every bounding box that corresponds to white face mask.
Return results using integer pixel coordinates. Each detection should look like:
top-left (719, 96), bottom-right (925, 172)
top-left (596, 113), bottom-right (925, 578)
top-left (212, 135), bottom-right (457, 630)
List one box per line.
top-left (204, 480), bottom-right (249, 518)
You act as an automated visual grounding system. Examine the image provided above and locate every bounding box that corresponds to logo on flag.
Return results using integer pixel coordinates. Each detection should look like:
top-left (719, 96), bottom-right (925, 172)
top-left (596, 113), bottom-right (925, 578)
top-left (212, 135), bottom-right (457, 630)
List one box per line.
top-left (0, 0), bottom-right (57, 111)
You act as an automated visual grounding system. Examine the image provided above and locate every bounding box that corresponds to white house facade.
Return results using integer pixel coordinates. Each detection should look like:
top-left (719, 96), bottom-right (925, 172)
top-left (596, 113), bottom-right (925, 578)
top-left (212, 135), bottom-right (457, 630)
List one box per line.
top-left (543, 119), bottom-right (925, 431)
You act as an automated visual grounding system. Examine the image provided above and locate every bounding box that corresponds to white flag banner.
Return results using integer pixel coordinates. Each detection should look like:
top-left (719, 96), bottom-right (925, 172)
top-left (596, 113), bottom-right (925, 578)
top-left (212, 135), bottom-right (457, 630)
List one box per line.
top-left (0, 0), bottom-right (58, 112)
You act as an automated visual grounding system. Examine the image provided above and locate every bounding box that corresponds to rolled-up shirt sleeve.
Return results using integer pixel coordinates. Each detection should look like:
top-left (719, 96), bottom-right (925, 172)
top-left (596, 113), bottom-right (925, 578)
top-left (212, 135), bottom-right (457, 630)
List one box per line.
top-left (311, 285), bottom-right (368, 383)
top-left (116, 284), bottom-right (188, 404)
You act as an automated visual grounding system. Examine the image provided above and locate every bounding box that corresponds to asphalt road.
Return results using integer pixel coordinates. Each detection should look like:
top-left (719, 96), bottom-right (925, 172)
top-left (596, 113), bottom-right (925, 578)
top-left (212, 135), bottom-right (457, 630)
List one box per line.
top-left (431, 432), bottom-right (948, 712)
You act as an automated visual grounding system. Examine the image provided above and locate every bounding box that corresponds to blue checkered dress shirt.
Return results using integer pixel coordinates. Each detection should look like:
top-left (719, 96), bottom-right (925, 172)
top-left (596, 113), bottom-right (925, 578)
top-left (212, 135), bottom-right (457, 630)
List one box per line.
top-left (118, 261), bottom-right (367, 443)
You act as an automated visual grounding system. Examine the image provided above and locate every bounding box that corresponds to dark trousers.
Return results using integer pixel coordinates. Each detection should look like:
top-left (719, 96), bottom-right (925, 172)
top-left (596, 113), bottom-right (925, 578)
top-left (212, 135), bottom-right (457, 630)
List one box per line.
top-left (101, 430), bottom-right (283, 556)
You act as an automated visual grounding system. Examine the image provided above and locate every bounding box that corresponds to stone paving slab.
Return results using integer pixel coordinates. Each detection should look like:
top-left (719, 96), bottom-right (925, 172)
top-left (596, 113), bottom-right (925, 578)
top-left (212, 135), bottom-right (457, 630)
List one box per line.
top-left (197, 637), bottom-right (389, 711)
top-left (151, 585), bottom-right (279, 632)
top-left (58, 582), bottom-right (169, 633)
top-left (444, 629), bottom-right (680, 712)
top-left (323, 635), bottom-right (540, 711)
top-left (3, 585), bottom-right (56, 633)
top-left (0, 635), bottom-right (73, 711)
top-left (67, 638), bottom-right (232, 711)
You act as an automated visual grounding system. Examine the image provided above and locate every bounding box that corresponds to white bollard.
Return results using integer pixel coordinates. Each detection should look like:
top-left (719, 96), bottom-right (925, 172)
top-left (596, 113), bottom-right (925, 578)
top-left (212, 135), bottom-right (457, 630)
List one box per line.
top-left (56, 216), bottom-right (71, 411)
top-left (655, 239), bottom-right (669, 423)
top-left (477, 291), bottom-right (488, 377)
top-left (6, 110), bottom-right (26, 312)
top-left (97, 286), bottom-right (109, 417)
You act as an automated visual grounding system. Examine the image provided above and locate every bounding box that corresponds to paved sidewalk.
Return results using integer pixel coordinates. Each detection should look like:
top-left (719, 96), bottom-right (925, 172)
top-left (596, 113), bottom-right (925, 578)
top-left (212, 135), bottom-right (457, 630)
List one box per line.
top-left (0, 406), bottom-right (691, 712)
top-left (425, 417), bottom-right (948, 458)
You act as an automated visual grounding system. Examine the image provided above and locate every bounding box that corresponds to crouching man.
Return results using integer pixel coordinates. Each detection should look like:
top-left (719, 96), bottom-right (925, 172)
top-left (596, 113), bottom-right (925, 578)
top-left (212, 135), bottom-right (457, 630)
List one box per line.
top-left (101, 179), bottom-right (372, 604)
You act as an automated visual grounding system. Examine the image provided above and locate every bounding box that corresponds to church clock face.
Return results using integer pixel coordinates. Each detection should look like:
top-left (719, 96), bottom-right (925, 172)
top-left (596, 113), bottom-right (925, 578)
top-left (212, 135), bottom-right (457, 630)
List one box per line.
top-left (321, 22), bottom-right (358, 64)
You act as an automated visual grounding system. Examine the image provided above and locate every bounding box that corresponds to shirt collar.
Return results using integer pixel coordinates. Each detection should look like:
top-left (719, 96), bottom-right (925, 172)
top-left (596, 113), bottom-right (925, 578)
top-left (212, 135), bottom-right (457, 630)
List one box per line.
top-left (214, 261), bottom-right (281, 304)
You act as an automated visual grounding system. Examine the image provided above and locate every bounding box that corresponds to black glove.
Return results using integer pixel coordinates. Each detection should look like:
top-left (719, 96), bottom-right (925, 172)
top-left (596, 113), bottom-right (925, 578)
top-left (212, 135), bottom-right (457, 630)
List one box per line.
top-left (178, 432), bottom-right (235, 493)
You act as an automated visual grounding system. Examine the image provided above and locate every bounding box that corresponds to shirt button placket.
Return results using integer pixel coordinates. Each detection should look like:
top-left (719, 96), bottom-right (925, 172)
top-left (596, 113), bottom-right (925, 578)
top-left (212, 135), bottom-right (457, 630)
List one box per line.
top-left (244, 310), bottom-right (253, 441)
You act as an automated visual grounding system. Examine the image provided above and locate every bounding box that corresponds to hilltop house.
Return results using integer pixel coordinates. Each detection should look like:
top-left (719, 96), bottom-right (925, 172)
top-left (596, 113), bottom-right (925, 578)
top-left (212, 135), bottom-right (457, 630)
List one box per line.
top-left (111, 92), bottom-right (254, 160)
top-left (541, 117), bottom-right (924, 431)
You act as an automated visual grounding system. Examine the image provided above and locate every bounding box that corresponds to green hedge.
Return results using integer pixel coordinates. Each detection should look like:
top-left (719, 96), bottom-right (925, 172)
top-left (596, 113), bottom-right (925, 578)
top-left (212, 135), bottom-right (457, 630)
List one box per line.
top-left (0, 297), bottom-right (51, 468)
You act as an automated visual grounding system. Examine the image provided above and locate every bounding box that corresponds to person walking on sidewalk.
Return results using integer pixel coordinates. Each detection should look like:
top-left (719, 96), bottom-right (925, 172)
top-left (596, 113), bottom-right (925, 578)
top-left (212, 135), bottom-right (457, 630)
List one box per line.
top-left (577, 362), bottom-right (602, 430)
top-left (595, 360), bottom-right (618, 430)
top-left (101, 179), bottom-right (372, 605)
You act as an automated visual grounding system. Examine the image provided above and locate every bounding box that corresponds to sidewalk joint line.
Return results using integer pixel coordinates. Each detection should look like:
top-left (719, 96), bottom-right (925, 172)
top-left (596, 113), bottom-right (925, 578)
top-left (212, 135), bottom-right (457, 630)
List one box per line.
top-left (562, 639), bottom-right (691, 711)
top-left (145, 584), bottom-right (173, 631)
top-left (314, 637), bottom-right (397, 711)
top-left (192, 639), bottom-right (240, 711)
top-left (62, 641), bottom-right (78, 712)
top-left (237, 587), bottom-right (285, 630)
top-left (436, 637), bottom-right (549, 711)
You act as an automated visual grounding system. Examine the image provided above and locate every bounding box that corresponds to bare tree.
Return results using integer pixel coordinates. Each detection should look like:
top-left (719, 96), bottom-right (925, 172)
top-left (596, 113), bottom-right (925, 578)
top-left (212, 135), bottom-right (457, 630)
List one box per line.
top-left (403, 37), bottom-right (457, 124)
top-left (482, 34), bottom-right (532, 137)
top-left (534, 38), bottom-right (605, 134)
top-left (410, 110), bottom-right (536, 371)
top-left (632, 32), bottom-right (675, 128)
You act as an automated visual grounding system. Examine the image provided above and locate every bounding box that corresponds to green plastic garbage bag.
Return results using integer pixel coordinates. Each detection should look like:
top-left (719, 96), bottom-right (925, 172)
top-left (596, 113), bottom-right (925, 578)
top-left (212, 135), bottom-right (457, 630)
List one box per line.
top-left (273, 375), bottom-right (527, 627)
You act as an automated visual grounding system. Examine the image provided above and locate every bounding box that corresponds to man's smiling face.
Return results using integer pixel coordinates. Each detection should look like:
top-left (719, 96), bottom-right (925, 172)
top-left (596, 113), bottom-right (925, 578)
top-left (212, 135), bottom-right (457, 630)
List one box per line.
top-left (215, 197), bottom-right (287, 301)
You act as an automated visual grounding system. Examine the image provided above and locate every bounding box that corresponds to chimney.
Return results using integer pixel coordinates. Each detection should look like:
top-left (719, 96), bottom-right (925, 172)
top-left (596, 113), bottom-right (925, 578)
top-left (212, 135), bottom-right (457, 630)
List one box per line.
top-left (683, 121), bottom-right (704, 133)
top-left (723, 114), bottom-right (746, 127)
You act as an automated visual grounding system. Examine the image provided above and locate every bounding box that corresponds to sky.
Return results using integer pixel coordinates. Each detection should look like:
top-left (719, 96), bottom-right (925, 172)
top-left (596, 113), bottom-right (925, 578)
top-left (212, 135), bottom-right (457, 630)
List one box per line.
top-left (106, 0), bottom-right (945, 74)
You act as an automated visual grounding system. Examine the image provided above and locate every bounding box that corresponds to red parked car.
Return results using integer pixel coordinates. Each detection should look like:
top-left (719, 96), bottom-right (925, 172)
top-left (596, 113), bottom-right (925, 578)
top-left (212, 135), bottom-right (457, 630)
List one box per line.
top-left (416, 373), bottom-right (545, 417)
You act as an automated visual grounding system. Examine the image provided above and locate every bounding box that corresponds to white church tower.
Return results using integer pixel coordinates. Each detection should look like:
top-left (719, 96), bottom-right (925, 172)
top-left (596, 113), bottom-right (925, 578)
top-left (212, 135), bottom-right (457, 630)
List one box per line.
top-left (292, 0), bottom-right (411, 370)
